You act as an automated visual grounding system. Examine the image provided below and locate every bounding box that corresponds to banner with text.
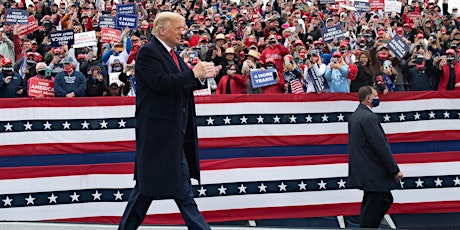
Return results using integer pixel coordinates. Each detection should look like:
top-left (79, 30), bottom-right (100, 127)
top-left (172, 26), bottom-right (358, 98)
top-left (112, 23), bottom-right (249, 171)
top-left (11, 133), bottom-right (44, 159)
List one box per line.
top-left (320, 24), bottom-right (344, 44)
top-left (354, 1), bottom-right (370, 13)
top-left (109, 72), bottom-right (123, 87)
top-left (116, 3), bottom-right (136, 15)
top-left (5, 9), bottom-right (29, 25)
top-left (101, 28), bottom-right (121, 43)
top-left (99, 16), bottom-right (116, 28)
top-left (27, 78), bottom-right (55, 98)
top-left (369, 0), bottom-right (384, 11)
top-left (116, 14), bottom-right (138, 30)
top-left (18, 16), bottom-right (39, 37)
top-left (250, 69), bottom-right (278, 88)
top-left (385, 0), bottom-right (401, 14)
top-left (406, 12), bottom-right (421, 24)
top-left (319, 0), bottom-right (335, 4)
top-left (49, 30), bottom-right (74, 47)
top-left (73, 31), bottom-right (98, 48)
top-left (387, 35), bottom-right (409, 60)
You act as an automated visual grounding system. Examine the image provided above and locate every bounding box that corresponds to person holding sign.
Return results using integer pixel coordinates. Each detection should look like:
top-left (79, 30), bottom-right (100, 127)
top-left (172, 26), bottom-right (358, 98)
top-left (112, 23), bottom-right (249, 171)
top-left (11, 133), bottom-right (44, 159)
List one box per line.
top-left (118, 12), bottom-right (220, 230)
top-left (27, 62), bottom-right (55, 98)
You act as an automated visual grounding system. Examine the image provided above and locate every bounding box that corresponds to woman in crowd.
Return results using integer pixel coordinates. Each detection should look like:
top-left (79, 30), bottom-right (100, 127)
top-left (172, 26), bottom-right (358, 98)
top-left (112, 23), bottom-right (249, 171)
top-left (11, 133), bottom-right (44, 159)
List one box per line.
top-left (350, 51), bottom-right (375, 92)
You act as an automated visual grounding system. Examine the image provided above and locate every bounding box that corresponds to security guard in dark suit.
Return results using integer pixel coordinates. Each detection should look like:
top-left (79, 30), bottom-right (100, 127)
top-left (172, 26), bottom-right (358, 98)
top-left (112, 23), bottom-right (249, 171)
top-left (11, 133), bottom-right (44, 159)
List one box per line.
top-left (348, 86), bottom-right (404, 228)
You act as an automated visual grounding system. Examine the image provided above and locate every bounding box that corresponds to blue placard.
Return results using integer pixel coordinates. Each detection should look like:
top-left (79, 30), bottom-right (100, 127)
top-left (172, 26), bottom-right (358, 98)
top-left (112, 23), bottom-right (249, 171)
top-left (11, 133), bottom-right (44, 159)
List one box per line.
top-left (116, 14), bottom-right (138, 30)
top-left (99, 16), bottom-right (116, 28)
top-left (130, 77), bottom-right (136, 95)
top-left (49, 29), bottom-right (74, 47)
top-left (116, 3), bottom-right (136, 15)
top-left (387, 34), bottom-right (410, 60)
top-left (5, 9), bottom-right (29, 25)
top-left (320, 24), bottom-right (344, 44)
top-left (250, 69), bottom-right (278, 89)
top-left (354, 1), bottom-right (370, 13)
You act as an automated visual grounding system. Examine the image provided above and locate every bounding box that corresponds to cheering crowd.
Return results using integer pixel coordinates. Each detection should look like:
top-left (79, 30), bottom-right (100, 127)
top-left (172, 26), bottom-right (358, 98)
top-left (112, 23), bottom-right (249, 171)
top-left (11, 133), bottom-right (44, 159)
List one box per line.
top-left (1, 0), bottom-right (460, 98)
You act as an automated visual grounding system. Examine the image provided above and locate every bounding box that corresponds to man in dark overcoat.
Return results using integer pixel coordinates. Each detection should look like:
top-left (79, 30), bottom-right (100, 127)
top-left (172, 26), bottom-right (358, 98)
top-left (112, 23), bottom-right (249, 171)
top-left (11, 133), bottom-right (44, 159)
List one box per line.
top-left (348, 86), bottom-right (404, 228)
top-left (119, 12), bottom-right (221, 230)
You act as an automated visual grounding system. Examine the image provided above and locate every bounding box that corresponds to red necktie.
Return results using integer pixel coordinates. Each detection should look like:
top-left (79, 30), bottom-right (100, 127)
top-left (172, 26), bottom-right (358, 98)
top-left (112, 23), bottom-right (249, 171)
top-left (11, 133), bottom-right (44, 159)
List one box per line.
top-left (170, 49), bottom-right (181, 70)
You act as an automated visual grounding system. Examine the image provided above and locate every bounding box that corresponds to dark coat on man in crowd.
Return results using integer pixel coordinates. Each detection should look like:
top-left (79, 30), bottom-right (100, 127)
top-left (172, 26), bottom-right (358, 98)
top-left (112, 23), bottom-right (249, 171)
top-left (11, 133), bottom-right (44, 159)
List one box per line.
top-left (347, 104), bottom-right (400, 192)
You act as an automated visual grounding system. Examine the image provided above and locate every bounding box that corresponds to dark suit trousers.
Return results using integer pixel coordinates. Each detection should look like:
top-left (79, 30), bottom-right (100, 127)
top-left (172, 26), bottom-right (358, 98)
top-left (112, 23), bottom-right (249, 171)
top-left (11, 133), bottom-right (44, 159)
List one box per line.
top-left (118, 153), bottom-right (210, 230)
top-left (360, 191), bottom-right (394, 228)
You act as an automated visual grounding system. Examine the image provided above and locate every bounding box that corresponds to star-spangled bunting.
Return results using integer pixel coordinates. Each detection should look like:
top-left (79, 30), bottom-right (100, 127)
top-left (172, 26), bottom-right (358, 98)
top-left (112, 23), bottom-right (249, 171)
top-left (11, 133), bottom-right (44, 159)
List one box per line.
top-left (0, 118), bottom-right (134, 133)
top-left (1, 111), bottom-right (457, 134)
top-left (1, 175), bottom-right (459, 208)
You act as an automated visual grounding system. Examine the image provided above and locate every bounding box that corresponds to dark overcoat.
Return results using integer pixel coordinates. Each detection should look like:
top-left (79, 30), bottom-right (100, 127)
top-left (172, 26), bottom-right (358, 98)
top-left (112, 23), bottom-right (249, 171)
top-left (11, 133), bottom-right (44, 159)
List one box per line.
top-left (134, 36), bottom-right (204, 199)
top-left (347, 104), bottom-right (400, 192)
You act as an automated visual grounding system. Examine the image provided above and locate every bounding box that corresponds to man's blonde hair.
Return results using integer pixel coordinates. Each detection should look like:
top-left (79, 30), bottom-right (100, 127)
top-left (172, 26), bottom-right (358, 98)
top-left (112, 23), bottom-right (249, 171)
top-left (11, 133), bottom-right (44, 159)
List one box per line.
top-left (152, 12), bottom-right (185, 35)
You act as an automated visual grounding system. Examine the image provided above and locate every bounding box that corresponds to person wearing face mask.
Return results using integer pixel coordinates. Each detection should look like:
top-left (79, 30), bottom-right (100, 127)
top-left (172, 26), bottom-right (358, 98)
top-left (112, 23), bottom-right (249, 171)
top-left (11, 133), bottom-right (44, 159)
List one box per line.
top-left (102, 41), bottom-right (131, 74)
top-left (324, 51), bottom-right (350, 93)
top-left (339, 42), bottom-right (355, 65)
top-left (260, 35), bottom-right (290, 74)
top-left (14, 52), bottom-right (37, 81)
top-left (27, 62), bottom-right (55, 98)
top-left (83, 50), bottom-right (108, 81)
top-left (437, 49), bottom-right (460, 91)
top-left (54, 56), bottom-right (86, 97)
top-left (215, 63), bottom-right (245, 94)
top-left (304, 49), bottom-right (328, 93)
top-left (0, 57), bottom-right (26, 98)
top-left (348, 85), bottom-right (404, 229)
top-left (404, 53), bottom-right (436, 91)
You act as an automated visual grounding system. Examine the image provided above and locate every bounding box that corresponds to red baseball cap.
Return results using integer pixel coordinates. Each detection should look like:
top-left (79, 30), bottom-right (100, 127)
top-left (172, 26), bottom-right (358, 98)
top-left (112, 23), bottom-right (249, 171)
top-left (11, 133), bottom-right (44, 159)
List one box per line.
top-left (2, 58), bottom-right (13, 66)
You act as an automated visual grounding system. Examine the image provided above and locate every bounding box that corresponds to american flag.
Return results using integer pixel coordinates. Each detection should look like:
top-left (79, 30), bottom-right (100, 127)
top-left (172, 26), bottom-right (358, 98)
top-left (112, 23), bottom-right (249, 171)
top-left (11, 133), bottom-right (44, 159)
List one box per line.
top-left (289, 79), bottom-right (305, 94)
top-left (1, 92), bottom-right (460, 224)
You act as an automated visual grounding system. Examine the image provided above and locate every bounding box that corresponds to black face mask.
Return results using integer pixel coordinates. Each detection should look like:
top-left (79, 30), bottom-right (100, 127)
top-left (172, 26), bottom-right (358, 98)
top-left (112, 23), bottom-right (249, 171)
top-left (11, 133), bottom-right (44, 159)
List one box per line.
top-left (38, 69), bottom-right (47, 76)
top-left (2, 66), bottom-right (13, 74)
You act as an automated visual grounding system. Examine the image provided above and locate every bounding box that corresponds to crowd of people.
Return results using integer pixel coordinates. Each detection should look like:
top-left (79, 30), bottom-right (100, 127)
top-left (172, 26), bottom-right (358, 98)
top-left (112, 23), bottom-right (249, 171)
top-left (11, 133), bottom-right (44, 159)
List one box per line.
top-left (1, 0), bottom-right (460, 98)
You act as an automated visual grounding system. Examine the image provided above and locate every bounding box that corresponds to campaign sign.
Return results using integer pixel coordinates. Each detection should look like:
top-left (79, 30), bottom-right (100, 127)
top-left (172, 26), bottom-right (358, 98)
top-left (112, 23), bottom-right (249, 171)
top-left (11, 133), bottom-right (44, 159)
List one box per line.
top-left (250, 69), bottom-right (277, 88)
top-left (116, 14), bottom-right (138, 30)
top-left (49, 30), bottom-right (74, 47)
top-left (99, 16), bottom-right (116, 28)
top-left (5, 9), bottom-right (29, 25)
top-left (101, 28), bottom-right (121, 43)
top-left (387, 35), bottom-right (410, 60)
top-left (109, 72), bottom-right (123, 87)
top-left (319, 0), bottom-right (335, 4)
top-left (354, 1), bottom-right (370, 13)
top-left (116, 3), bottom-right (136, 15)
top-left (407, 12), bottom-right (421, 23)
top-left (385, 0), bottom-right (402, 14)
top-left (369, 0), bottom-right (384, 11)
top-left (73, 31), bottom-right (98, 48)
top-left (28, 78), bottom-right (55, 97)
top-left (170, 0), bottom-right (181, 5)
top-left (18, 16), bottom-right (39, 37)
top-left (320, 25), bottom-right (344, 44)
